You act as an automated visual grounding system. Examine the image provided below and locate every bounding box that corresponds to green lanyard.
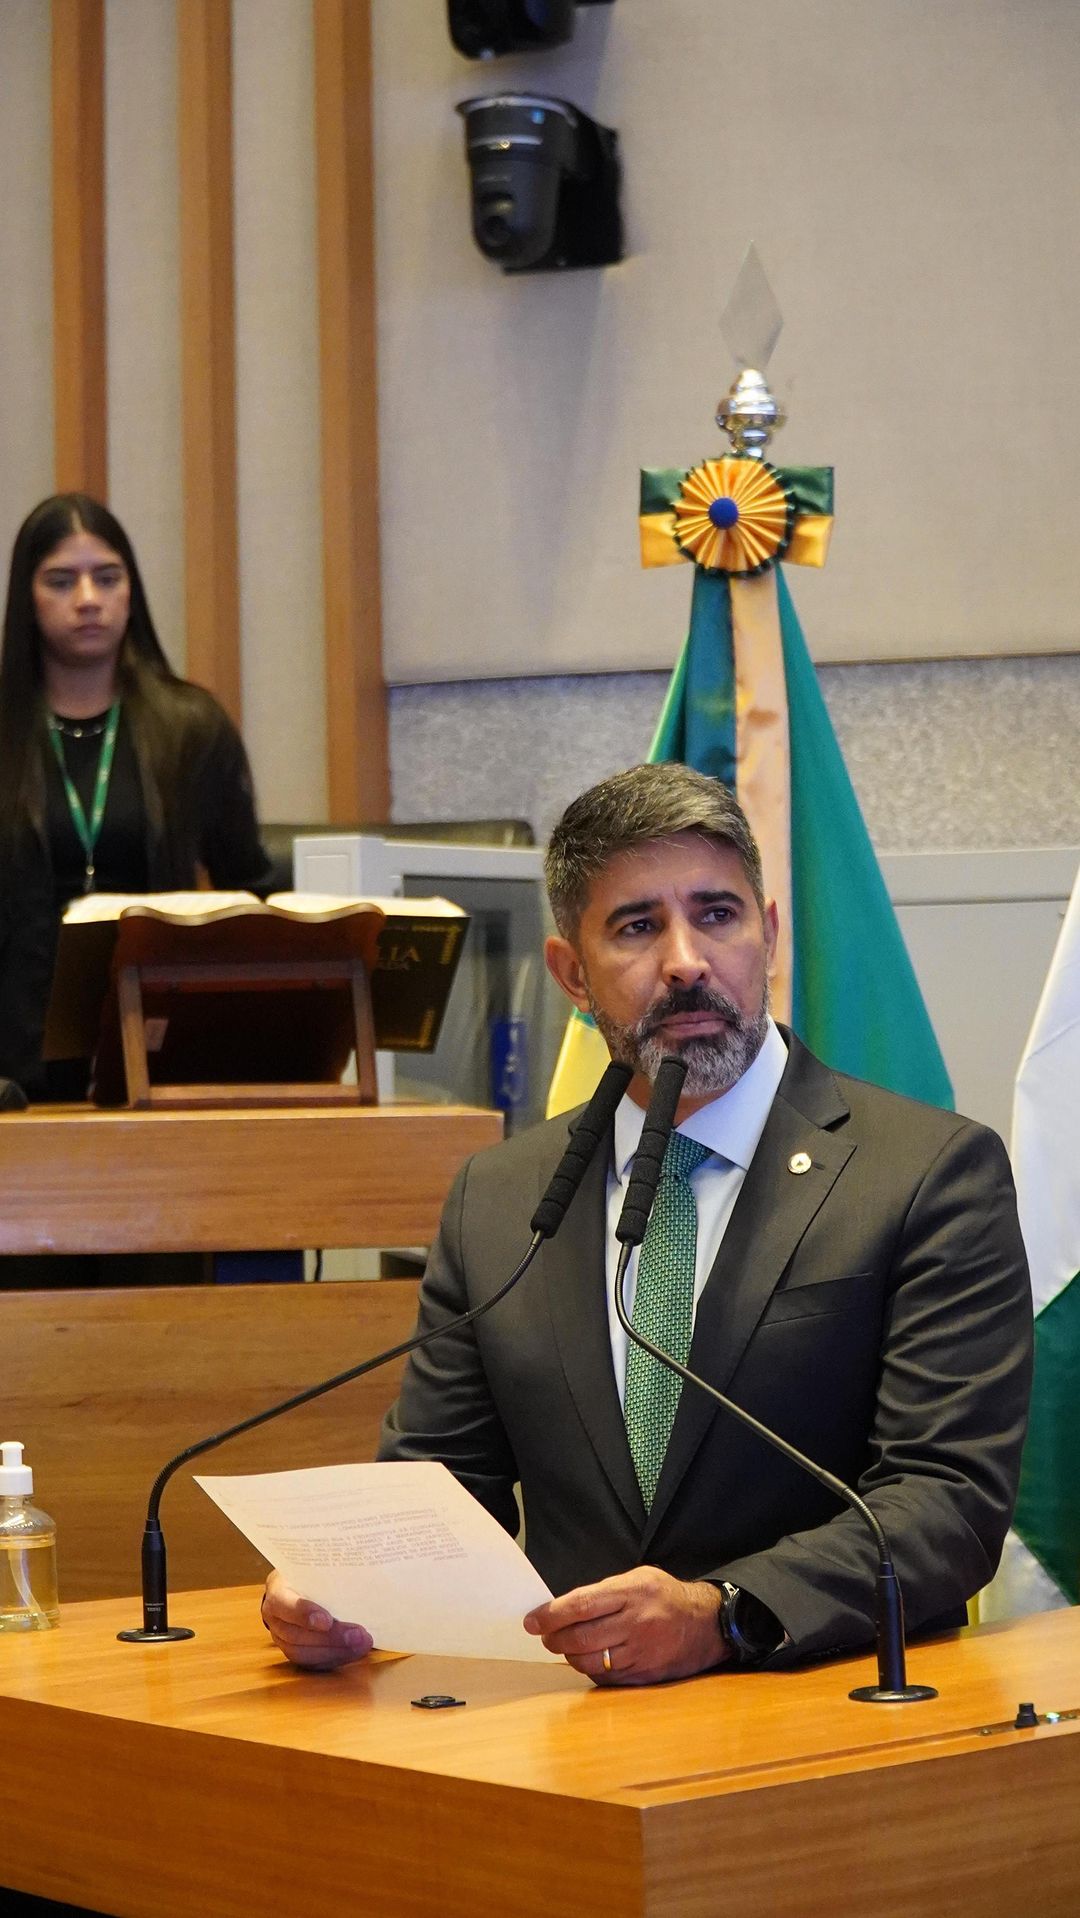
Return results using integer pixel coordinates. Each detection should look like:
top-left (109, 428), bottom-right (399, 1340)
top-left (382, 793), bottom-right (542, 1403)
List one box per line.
top-left (46, 702), bottom-right (121, 894)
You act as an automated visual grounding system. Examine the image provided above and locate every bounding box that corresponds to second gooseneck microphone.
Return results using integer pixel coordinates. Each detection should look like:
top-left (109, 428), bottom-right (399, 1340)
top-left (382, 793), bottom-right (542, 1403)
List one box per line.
top-left (615, 1054), bottom-right (689, 1246)
top-left (614, 1052), bottom-right (937, 1705)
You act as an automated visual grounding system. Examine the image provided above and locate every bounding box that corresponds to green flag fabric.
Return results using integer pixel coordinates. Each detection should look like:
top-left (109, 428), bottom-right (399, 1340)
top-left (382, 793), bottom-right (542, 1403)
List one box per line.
top-left (982, 866), bottom-right (1080, 1616)
top-left (650, 563), bottom-right (953, 1109)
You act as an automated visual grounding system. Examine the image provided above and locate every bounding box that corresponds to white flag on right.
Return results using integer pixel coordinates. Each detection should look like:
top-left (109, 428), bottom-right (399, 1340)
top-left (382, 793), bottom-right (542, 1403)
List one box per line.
top-left (981, 861), bottom-right (1080, 1619)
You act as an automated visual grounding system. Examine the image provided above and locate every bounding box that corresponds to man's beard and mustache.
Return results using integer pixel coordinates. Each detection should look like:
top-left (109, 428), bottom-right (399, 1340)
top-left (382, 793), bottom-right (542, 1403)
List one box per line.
top-left (587, 980), bottom-right (770, 1097)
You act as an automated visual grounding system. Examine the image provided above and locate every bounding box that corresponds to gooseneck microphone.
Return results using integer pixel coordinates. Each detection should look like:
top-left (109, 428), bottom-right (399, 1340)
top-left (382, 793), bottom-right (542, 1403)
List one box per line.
top-left (614, 1054), bottom-right (938, 1705)
top-left (614, 1054), bottom-right (689, 1248)
top-left (119, 1060), bottom-right (633, 1644)
top-left (531, 1060), bottom-right (632, 1237)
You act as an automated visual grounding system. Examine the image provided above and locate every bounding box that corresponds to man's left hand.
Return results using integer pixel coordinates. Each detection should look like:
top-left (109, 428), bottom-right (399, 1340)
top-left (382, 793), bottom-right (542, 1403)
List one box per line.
top-left (523, 1567), bottom-right (729, 1685)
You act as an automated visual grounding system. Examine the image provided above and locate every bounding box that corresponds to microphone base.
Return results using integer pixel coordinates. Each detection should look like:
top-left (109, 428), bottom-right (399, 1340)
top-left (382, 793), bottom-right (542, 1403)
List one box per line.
top-left (849, 1681), bottom-right (938, 1703)
top-left (117, 1626), bottom-right (196, 1643)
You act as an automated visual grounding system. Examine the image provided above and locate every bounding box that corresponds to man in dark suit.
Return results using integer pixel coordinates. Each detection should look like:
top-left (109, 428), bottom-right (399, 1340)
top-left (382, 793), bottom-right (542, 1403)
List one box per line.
top-left (264, 764), bottom-right (1032, 1683)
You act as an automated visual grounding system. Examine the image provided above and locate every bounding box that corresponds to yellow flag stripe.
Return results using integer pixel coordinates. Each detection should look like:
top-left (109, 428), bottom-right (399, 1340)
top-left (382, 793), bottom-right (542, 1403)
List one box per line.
top-left (785, 514), bottom-right (833, 568)
top-left (730, 572), bottom-right (794, 1024)
top-left (545, 1012), bottom-right (612, 1119)
top-left (639, 511), bottom-right (685, 569)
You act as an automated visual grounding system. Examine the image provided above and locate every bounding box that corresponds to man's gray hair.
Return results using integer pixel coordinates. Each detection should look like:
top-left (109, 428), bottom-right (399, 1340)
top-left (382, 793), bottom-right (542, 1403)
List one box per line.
top-left (545, 762), bottom-right (765, 939)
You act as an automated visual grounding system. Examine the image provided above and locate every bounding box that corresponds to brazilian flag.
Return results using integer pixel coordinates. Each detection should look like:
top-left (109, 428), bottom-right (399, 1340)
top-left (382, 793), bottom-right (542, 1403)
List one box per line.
top-left (548, 455), bottom-right (951, 1113)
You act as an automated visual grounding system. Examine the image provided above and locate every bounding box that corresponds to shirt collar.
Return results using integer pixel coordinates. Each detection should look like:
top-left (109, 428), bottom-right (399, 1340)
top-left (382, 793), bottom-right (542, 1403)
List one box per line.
top-left (613, 1018), bottom-right (789, 1180)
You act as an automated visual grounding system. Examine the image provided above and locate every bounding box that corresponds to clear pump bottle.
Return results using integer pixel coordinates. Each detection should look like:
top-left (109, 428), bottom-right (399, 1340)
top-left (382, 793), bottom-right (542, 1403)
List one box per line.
top-left (0, 1440), bottom-right (59, 1630)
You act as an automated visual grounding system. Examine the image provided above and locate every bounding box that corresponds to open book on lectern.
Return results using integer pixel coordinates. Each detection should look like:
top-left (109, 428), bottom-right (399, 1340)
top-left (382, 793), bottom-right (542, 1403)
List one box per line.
top-left (43, 890), bottom-right (468, 1108)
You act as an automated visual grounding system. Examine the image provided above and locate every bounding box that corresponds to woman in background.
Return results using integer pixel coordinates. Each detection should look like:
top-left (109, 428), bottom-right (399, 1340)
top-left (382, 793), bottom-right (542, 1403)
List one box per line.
top-left (0, 492), bottom-right (270, 1101)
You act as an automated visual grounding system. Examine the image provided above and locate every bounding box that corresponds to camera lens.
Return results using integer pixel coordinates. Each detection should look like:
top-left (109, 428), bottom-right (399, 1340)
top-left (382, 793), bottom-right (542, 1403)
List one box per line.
top-left (452, 1), bottom-right (497, 58)
top-left (477, 198), bottom-right (515, 250)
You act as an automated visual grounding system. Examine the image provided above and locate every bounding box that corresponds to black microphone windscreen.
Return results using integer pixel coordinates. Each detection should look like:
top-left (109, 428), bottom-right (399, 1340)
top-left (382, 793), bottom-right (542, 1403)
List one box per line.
top-left (615, 1054), bottom-right (687, 1247)
top-left (530, 1059), bottom-right (632, 1238)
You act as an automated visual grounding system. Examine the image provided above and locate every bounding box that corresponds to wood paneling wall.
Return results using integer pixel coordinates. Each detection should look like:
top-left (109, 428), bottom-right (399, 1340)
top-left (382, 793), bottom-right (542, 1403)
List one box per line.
top-left (3, 1280), bottom-right (421, 1599)
top-left (42, 0), bottom-right (389, 820)
top-left (177, 0), bottom-right (242, 719)
top-left (51, 0), bottom-right (107, 498)
top-left (314, 0), bottom-right (389, 822)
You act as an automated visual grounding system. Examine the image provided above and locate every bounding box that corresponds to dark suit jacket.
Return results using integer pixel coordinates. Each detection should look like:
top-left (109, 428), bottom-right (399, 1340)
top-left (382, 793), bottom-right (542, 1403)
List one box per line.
top-left (0, 683), bottom-right (269, 1094)
top-left (380, 1032), bottom-right (1033, 1661)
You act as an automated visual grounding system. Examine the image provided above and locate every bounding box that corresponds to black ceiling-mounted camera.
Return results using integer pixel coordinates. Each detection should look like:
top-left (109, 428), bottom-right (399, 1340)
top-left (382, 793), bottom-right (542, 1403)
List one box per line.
top-left (448, 0), bottom-right (615, 61)
top-left (449, 0), bottom-right (574, 57)
top-left (457, 93), bottom-right (622, 273)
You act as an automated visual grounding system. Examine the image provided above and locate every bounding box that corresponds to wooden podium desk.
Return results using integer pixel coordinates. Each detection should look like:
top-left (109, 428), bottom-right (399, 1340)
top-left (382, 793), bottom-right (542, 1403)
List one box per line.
top-left (2, 1591), bottom-right (1079, 1917)
top-left (0, 1100), bottom-right (502, 1253)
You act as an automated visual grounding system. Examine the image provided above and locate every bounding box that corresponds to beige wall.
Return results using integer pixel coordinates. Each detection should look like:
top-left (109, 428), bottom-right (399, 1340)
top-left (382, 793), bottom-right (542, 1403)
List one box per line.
top-left (374, 0), bottom-right (1080, 679)
top-left (105, 0), bottom-right (184, 666)
top-left (2, 2), bottom-right (1077, 822)
top-left (232, 0), bottom-right (326, 821)
top-left (0, 1), bottom-right (54, 571)
top-left (2, 0), bottom-right (327, 820)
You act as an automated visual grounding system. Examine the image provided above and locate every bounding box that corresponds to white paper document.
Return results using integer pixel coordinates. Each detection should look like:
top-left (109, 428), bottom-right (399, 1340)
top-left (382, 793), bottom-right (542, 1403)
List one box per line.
top-left (195, 1459), bottom-right (556, 1663)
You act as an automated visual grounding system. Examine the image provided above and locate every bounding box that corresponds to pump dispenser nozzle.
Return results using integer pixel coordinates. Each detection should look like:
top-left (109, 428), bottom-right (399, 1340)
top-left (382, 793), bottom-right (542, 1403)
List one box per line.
top-left (0, 1441), bottom-right (34, 1496)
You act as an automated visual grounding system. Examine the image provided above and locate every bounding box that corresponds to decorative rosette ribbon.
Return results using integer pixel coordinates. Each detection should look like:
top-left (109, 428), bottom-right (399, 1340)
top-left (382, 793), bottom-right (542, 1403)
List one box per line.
top-left (640, 458), bottom-right (834, 576)
top-left (671, 456), bottom-right (795, 577)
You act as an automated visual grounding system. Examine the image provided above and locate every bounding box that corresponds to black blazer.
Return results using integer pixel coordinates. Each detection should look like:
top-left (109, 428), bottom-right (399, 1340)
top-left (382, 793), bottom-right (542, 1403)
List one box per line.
top-left (0, 682), bottom-right (269, 1092)
top-left (380, 1032), bottom-right (1033, 1661)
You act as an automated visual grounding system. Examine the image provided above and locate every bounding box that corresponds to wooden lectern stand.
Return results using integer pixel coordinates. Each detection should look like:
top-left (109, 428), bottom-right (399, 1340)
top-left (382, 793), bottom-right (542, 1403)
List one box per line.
top-left (95, 904), bottom-right (383, 1107)
top-left (43, 890), bottom-right (469, 1108)
top-left (1, 1593), bottom-right (1079, 1915)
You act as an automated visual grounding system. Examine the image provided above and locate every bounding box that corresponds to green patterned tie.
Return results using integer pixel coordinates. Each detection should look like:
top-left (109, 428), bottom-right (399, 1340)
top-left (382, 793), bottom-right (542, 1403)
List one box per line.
top-left (624, 1132), bottom-right (713, 1510)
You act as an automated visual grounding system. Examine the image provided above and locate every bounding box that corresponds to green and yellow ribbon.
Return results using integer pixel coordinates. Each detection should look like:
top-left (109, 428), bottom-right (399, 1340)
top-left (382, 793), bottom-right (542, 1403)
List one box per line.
top-left (640, 456), bottom-right (834, 1033)
top-left (640, 457), bottom-right (833, 576)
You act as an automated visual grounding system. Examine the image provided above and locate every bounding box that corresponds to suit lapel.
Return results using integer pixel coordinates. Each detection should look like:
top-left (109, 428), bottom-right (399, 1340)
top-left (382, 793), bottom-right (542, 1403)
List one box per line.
top-left (642, 1037), bottom-right (854, 1546)
top-left (540, 1126), bottom-right (646, 1530)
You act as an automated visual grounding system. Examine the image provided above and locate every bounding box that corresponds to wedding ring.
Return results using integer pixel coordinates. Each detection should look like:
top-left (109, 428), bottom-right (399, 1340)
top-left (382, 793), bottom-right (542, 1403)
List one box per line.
top-left (602, 1647), bottom-right (612, 1673)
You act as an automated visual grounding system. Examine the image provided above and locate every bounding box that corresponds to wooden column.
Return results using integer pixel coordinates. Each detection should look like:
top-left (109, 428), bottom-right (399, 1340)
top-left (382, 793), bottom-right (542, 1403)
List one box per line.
top-left (51, 0), bottom-right (107, 498)
top-left (177, 0), bottom-right (242, 719)
top-left (314, 0), bottom-right (389, 822)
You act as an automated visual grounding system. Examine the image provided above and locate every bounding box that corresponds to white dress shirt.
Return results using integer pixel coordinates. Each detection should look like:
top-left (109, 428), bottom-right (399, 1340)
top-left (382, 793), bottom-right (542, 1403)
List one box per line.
top-left (605, 1018), bottom-right (789, 1405)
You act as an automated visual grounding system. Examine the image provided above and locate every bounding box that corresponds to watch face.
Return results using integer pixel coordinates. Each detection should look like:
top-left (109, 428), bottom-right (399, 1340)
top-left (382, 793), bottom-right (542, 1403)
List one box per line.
top-left (731, 1588), bottom-right (783, 1660)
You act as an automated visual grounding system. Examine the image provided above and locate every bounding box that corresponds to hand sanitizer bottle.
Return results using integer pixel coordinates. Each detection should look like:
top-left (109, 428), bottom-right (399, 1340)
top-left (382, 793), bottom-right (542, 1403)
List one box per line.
top-left (0, 1440), bottom-right (59, 1630)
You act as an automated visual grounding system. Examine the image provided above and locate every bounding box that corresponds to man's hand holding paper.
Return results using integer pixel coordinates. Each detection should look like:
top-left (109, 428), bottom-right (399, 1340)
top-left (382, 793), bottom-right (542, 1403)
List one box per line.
top-left (197, 1460), bottom-right (555, 1665)
top-left (260, 1571), bottom-right (374, 1670)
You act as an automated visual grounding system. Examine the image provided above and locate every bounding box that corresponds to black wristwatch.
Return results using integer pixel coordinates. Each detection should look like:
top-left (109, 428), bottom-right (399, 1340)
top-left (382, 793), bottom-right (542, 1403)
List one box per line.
top-left (717, 1582), bottom-right (786, 1667)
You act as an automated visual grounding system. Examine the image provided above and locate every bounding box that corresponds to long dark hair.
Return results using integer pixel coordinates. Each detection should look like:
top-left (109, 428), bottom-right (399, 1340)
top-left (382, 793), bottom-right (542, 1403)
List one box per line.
top-left (0, 494), bottom-right (191, 858)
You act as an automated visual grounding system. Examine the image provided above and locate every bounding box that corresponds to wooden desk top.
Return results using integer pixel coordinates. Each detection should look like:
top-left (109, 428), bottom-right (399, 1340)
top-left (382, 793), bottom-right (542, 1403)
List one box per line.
top-left (2, 1587), bottom-right (1079, 1916)
top-left (0, 1100), bottom-right (502, 1252)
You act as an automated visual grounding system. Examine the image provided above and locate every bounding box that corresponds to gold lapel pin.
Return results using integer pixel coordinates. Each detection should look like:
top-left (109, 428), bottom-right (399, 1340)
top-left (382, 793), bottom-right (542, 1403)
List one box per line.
top-left (788, 1151), bottom-right (812, 1175)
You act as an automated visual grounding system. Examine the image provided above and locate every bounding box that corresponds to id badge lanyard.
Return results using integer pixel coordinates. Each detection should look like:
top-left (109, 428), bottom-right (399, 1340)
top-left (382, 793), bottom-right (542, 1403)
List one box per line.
top-left (46, 702), bottom-right (121, 894)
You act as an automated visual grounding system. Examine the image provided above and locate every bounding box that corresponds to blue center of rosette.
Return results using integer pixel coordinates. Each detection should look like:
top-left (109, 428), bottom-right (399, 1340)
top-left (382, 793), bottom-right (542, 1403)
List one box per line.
top-left (707, 496), bottom-right (740, 530)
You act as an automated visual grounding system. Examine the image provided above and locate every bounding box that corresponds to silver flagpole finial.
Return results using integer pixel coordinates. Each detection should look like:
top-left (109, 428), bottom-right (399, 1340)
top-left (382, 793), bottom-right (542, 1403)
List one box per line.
top-left (716, 243), bottom-right (785, 458)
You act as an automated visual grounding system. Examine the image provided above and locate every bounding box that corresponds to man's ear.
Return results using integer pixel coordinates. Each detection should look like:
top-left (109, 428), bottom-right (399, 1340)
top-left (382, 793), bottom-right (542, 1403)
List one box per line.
top-left (544, 933), bottom-right (591, 1015)
top-left (763, 899), bottom-right (779, 971)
